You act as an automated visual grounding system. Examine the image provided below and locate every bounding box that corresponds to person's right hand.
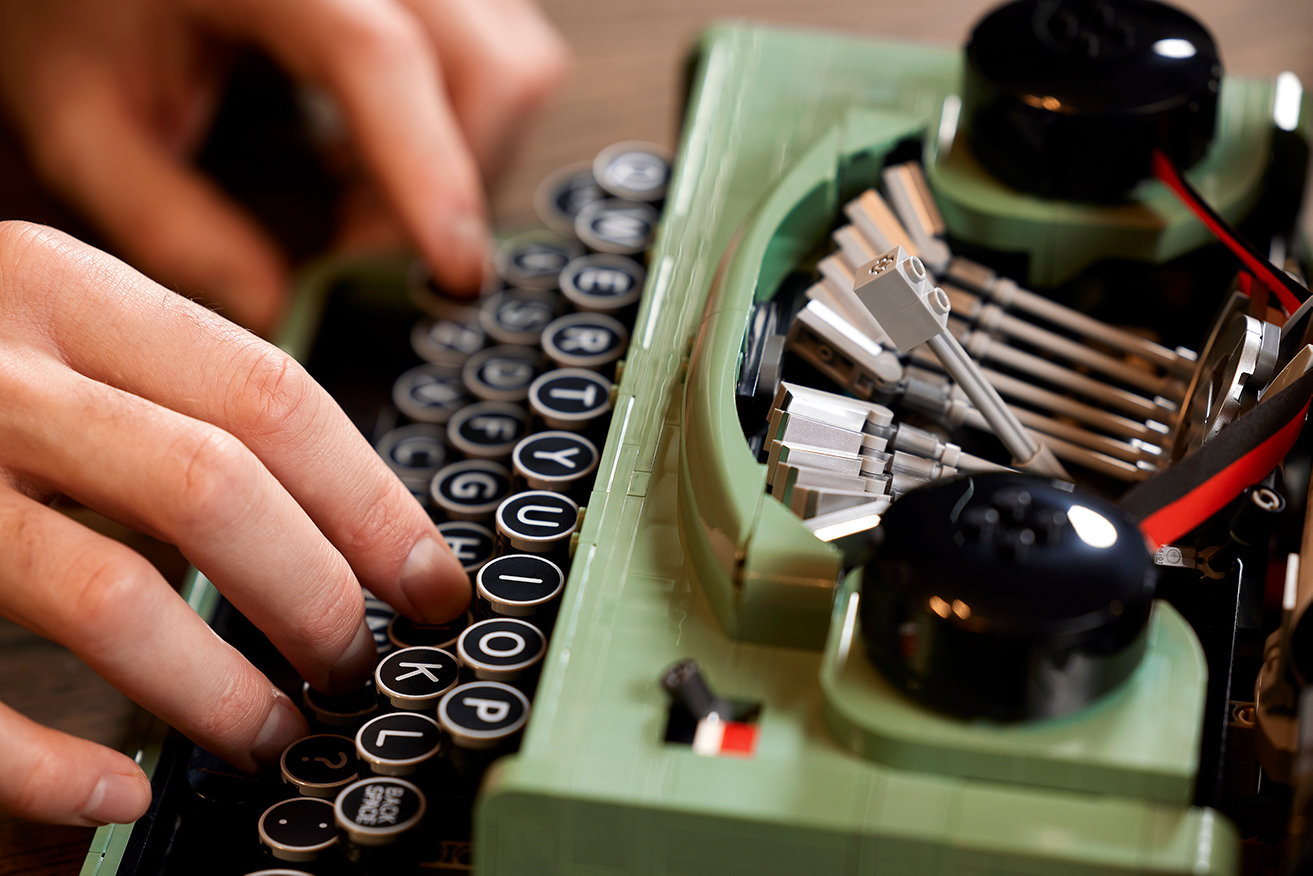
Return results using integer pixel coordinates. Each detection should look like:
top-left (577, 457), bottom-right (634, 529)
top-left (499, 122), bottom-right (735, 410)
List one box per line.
top-left (0, 221), bottom-right (471, 827)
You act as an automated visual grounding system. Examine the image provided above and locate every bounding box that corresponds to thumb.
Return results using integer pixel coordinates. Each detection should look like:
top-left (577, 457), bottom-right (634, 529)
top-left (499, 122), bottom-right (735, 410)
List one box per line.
top-left (0, 700), bottom-right (150, 826)
top-left (27, 74), bottom-right (288, 334)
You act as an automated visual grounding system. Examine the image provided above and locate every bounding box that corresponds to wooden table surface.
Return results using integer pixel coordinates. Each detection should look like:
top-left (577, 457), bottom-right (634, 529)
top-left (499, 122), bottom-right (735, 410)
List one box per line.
top-left (2, 0), bottom-right (1311, 872)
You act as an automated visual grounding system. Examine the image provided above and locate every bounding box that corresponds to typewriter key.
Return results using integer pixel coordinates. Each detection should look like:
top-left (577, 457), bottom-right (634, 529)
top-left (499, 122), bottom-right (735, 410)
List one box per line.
top-left (494, 230), bottom-right (583, 289)
top-left (356, 712), bottom-right (443, 776)
top-left (495, 491), bottom-right (579, 553)
top-left (406, 260), bottom-right (487, 320)
top-left (447, 401), bottom-right (530, 460)
top-left (457, 618), bottom-right (546, 682)
top-left (477, 555), bottom-right (565, 618)
top-left (462, 345), bottom-right (540, 402)
top-left (280, 734), bottom-right (359, 798)
top-left (388, 611), bottom-right (472, 650)
top-left (430, 459), bottom-right (513, 521)
top-left (528, 369), bottom-right (612, 431)
top-left (438, 681), bottom-right (530, 751)
top-left (244, 871), bottom-right (314, 875)
top-left (511, 432), bottom-right (599, 493)
top-left (392, 363), bottom-right (468, 424)
top-left (541, 312), bottom-right (628, 370)
top-left (411, 316), bottom-right (486, 366)
top-left (437, 521), bottom-right (496, 573)
top-left (535, 162), bottom-right (605, 234)
top-left (363, 590), bottom-right (396, 655)
top-left (258, 797), bottom-right (338, 861)
top-left (479, 288), bottom-right (560, 346)
top-left (303, 681), bottom-right (379, 728)
top-left (593, 141), bottom-right (672, 202)
top-left (375, 425), bottom-right (447, 501)
top-left (575, 198), bottom-right (658, 255)
top-left (334, 777), bottom-right (427, 846)
top-left (559, 254), bottom-right (645, 313)
top-left (375, 646), bottom-right (460, 711)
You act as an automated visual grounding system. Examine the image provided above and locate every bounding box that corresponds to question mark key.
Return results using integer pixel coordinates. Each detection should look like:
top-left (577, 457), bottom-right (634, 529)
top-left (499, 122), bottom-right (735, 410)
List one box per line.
top-left (280, 734), bottom-right (360, 798)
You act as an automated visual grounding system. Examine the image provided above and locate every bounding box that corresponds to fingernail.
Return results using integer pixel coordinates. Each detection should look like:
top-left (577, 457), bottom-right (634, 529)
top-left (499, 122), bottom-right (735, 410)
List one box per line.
top-left (249, 689), bottom-right (306, 772)
top-left (400, 536), bottom-right (471, 623)
top-left (328, 616), bottom-right (376, 694)
top-left (83, 771), bottom-right (151, 826)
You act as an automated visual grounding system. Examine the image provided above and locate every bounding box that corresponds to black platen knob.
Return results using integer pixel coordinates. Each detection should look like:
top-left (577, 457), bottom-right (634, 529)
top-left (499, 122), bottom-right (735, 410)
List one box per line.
top-left (963, 0), bottom-right (1221, 201)
top-left (861, 472), bottom-right (1156, 721)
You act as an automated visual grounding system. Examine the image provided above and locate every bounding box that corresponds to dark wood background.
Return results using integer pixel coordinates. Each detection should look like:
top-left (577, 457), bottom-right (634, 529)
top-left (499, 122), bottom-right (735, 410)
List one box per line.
top-left (2, 0), bottom-right (1311, 871)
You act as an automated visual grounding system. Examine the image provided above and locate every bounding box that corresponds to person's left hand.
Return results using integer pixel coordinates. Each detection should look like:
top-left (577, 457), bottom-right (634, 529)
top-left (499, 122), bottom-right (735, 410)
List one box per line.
top-left (0, 0), bottom-right (570, 334)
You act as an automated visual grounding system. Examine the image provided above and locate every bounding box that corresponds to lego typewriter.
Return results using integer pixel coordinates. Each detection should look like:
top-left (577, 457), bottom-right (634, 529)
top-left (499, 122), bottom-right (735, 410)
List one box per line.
top-left (89, 2), bottom-right (1313, 874)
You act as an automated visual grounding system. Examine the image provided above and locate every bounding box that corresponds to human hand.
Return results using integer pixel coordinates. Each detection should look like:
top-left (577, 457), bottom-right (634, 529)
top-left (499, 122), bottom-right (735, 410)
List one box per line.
top-left (0, 0), bottom-right (569, 334)
top-left (0, 222), bottom-right (471, 826)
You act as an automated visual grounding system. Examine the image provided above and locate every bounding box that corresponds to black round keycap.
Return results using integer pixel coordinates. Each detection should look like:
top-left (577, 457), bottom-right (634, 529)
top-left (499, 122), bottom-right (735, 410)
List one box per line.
top-left (438, 681), bottom-right (531, 750)
top-left (356, 712), bottom-right (443, 776)
top-left (438, 521), bottom-right (496, 573)
top-left (535, 162), bottom-right (605, 235)
top-left (494, 230), bottom-right (584, 289)
top-left (559, 254), bottom-right (645, 313)
top-left (479, 289), bottom-right (561, 346)
top-left (458, 618), bottom-right (547, 682)
top-left (244, 870), bottom-right (315, 875)
top-left (541, 312), bottom-right (629, 370)
top-left (495, 491), bottom-right (579, 553)
top-left (411, 316), bottom-right (486, 366)
top-left (388, 611), bottom-right (472, 650)
top-left (392, 363), bottom-right (468, 424)
top-left (528, 369), bottom-right (612, 431)
top-left (462, 345), bottom-right (540, 402)
top-left (281, 735), bottom-right (360, 798)
top-left (258, 797), bottom-right (338, 861)
top-left (574, 199), bottom-right (659, 255)
top-left (477, 555), bottom-right (566, 617)
top-left (861, 473), bottom-right (1156, 722)
top-left (375, 646), bottom-right (460, 710)
top-left (593, 141), bottom-right (672, 201)
top-left (430, 459), bottom-right (512, 520)
top-left (375, 424), bottom-right (446, 481)
top-left (406, 260), bottom-right (487, 321)
top-left (447, 401), bottom-right (529, 460)
top-left (303, 681), bottom-right (379, 728)
top-left (512, 432), bottom-right (599, 492)
top-left (334, 777), bottom-right (427, 846)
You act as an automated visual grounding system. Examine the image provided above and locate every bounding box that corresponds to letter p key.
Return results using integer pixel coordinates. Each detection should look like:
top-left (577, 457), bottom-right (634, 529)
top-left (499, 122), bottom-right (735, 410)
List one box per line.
top-left (463, 697), bottom-right (511, 724)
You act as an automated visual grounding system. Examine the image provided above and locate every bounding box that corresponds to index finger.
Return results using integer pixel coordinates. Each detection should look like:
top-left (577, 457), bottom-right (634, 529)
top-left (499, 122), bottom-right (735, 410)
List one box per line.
top-left (188, 0), bottom-right (489, 295)
top-left (5, 223), bottom-right (470, 626)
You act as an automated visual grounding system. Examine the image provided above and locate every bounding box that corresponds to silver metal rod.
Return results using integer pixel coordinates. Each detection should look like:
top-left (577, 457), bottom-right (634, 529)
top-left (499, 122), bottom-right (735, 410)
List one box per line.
top-left (957, 327), bottom-right (1177, 421)
top-left (946, 257), bottom-right (1196, 379)
top-left (927, 332), bottom-right (1068, 479)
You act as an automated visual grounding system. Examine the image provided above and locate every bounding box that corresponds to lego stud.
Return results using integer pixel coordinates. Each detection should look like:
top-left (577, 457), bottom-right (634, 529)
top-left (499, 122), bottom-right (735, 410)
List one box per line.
top-left (931, 287), bottom-right (950, 316)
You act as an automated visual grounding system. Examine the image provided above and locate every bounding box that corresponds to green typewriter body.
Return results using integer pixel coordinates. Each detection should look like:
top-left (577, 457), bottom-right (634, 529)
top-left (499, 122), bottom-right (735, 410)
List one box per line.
top-left (85, 21), bottom-right (1312, 876)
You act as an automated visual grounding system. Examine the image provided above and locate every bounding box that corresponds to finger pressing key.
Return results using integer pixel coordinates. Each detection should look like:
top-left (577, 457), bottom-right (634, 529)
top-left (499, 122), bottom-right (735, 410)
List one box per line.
top-left (0, 357), bottom-right (376, 696)
top-left (6, 225), bottom-right (472, 627)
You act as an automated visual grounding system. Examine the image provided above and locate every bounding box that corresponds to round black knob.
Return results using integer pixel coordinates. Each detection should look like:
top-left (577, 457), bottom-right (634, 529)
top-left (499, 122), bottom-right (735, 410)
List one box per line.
top-left (860, 472), bottom-right (1155, 721)
top-left (963, 0), bottom-right (1221, 201)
